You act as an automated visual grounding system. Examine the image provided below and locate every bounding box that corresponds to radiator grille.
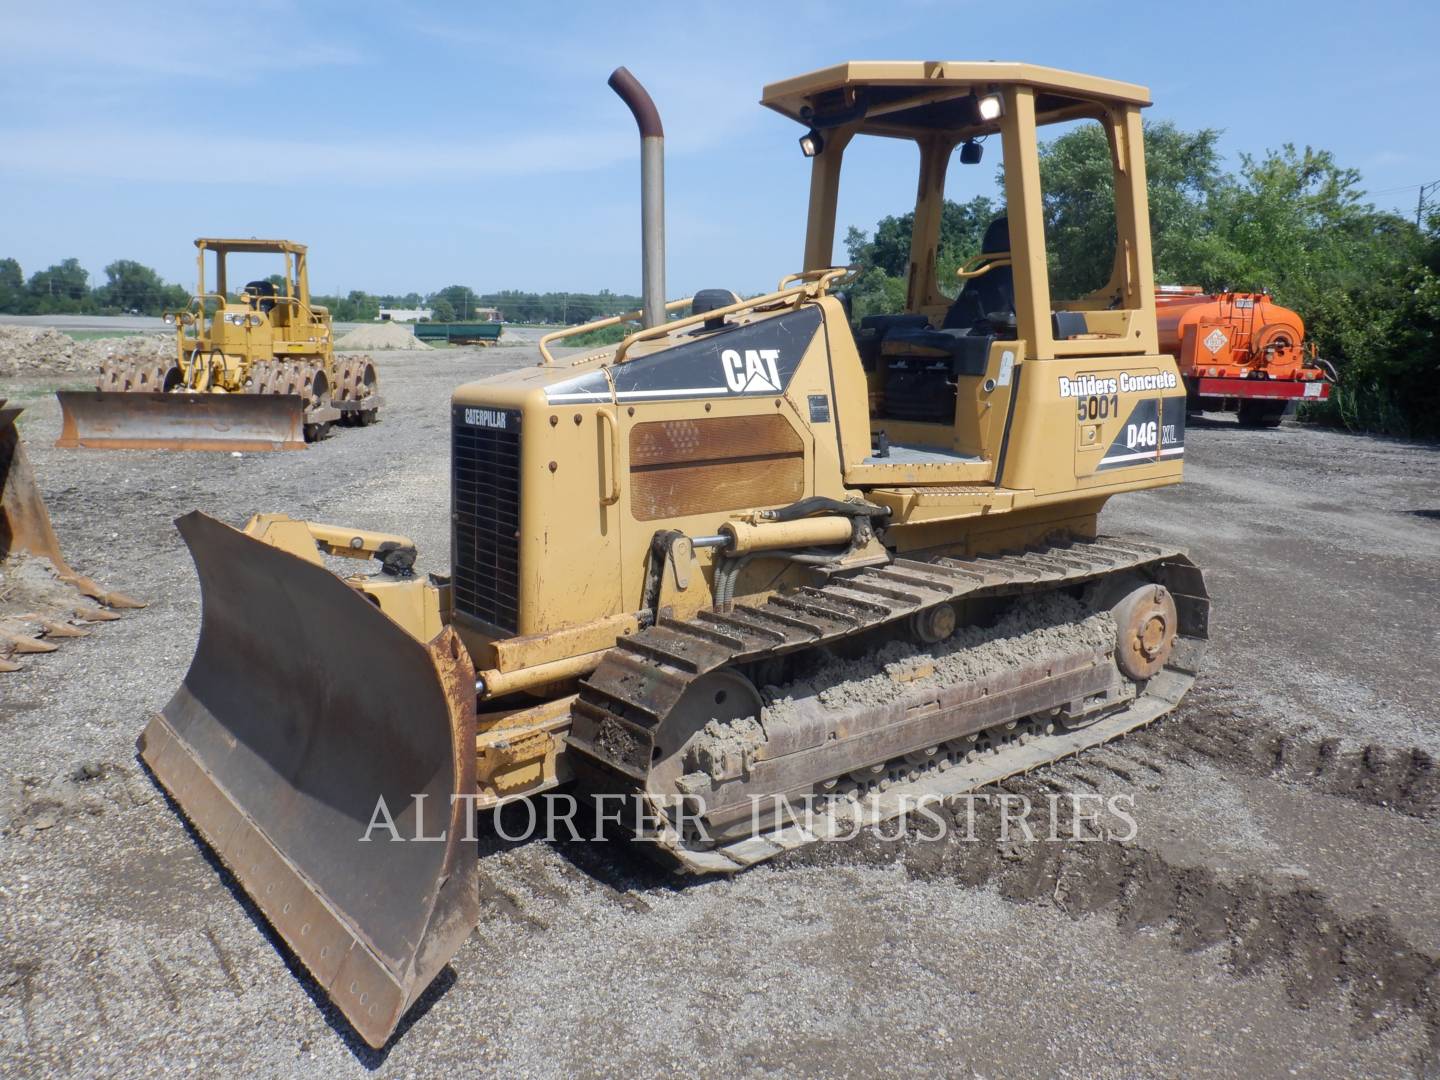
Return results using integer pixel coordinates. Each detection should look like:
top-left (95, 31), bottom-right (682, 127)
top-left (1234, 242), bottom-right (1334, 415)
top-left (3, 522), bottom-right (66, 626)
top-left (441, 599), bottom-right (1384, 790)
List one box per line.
top-left (451, 405), bottom-right (521, 633)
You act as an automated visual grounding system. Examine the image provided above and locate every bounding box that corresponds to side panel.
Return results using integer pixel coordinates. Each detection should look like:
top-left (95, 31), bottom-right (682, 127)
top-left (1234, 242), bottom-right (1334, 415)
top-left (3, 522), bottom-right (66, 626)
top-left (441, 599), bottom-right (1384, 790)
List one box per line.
top-left (1000, 354), bottom-right (1186, 496)
top-left (614, 304), bottom-right (848, 618)
top-left (629, 414), bottom-right (805, 520)
top-left (951, 341), bottom-right (1020, 461)
top-left (448, 385), bottom-right (626, 642)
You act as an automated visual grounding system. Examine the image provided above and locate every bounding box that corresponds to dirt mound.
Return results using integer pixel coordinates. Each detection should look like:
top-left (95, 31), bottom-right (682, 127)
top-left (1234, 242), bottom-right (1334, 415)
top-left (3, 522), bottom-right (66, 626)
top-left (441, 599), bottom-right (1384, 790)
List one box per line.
top-left (335, 322), bottom-right (434, 351)
top-left (0, 326), bottom-right (172, 378)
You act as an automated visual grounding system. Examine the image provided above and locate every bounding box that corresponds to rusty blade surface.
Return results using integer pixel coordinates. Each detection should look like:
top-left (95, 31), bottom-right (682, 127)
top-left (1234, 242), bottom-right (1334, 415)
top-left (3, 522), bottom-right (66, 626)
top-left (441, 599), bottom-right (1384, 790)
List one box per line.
top-left (139, 511), bottom-right (478, 1047)
top-left (56, 391), bottom-right (306, 451)
top-left (1, 400), bottom-right (68, 565)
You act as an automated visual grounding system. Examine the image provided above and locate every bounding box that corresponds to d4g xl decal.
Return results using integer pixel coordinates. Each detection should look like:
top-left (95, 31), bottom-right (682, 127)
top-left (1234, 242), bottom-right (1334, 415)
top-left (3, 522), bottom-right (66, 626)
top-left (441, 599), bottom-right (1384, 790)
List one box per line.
top-left (1098, 395), bottom-right (1186, 470)
top-left (544, 306), bottom-right (822, 404)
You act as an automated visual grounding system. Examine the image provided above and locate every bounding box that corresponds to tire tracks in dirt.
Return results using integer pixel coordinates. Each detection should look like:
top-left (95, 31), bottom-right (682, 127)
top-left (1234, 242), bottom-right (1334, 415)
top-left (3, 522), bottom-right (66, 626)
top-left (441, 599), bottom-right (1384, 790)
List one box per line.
top-left (1120, 691), bottom-right (1437, 819)
top-left (784, 780), bottom-right (1440, 1075)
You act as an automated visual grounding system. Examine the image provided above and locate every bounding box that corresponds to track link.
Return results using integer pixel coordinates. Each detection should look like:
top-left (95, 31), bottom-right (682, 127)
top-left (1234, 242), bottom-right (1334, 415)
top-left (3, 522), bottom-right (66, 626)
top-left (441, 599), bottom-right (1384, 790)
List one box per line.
top-left (567, 536), bottom-right (1209, 873)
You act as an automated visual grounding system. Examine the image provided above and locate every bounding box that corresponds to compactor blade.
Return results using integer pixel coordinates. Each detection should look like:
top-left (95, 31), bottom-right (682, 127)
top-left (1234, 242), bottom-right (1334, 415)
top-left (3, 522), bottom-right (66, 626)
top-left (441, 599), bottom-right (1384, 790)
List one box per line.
top-left (139, 512), bottom-right (479, 1047)
top-left (56, 391), bottom-right (306, 451)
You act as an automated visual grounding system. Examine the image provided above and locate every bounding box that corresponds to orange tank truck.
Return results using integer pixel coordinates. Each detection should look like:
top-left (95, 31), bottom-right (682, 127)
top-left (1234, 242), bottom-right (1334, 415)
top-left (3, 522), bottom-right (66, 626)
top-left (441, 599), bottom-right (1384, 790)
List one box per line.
top-left (1155, 287), bottom-right (1335, 428)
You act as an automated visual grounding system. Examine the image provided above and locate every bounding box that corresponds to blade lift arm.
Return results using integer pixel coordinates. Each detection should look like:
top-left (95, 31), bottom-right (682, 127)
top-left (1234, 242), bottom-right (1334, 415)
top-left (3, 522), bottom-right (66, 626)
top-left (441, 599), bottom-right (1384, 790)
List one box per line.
top-left (242, 513), bottom-right (417, 577)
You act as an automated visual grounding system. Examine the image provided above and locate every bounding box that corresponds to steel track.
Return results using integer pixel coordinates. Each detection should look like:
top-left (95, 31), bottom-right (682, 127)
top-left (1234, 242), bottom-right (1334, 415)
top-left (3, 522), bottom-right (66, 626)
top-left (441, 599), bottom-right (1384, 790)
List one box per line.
top-left (567, 536), bottom-right (1209, 873)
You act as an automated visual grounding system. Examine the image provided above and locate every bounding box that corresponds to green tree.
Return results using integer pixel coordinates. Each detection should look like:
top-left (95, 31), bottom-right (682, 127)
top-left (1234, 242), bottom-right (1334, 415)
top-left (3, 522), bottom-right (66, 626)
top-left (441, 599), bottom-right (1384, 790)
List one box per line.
top-left (429, 296), bottom-right (456, 322)
top-left (1206, 146), bottom-right (1422, 431)
top-left (27, 257), bottom-right (90, 312)
top-left (160, 283), bottom-right (190, 311)
top-left (97, 259), bottom-right (168, 314)
top-left (432, 285), bottom-right (480, 320)
top-left (842, 196), bottom-right (999, 322)
top-left (0, 258), bottom-right (25, 313)
top-left (1038, 120), bottom-right (1227, 297)
top-left (849, 195), bottom-right (998, 279)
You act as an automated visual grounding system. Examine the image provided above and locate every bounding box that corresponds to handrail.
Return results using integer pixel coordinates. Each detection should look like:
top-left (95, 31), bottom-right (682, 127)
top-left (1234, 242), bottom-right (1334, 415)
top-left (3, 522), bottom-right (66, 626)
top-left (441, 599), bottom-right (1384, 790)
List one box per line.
top-left (537, 297), bottom-right (693, 366)
top-left (955, 251), bottom-right (1011, 280)
top-left (777, 266), bottom-right (854, 292)
top-left (537, 267), bottom-right (852, 369)
top-left (173, 292), bottom-right (328, 335)
top-left (597, 410), bottom-right (621, 505)
top-left (612, 269), bottom-right (852, 364)
top-left (612, 285), bottom-right (804, 364)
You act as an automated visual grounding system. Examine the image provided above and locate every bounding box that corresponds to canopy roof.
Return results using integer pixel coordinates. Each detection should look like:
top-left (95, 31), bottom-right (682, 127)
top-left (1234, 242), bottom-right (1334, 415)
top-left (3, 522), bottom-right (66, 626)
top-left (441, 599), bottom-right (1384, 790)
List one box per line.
top-left (194, 238), bottom-right (308, 256)
top-left (762, 61), bottom-right (1150, 139)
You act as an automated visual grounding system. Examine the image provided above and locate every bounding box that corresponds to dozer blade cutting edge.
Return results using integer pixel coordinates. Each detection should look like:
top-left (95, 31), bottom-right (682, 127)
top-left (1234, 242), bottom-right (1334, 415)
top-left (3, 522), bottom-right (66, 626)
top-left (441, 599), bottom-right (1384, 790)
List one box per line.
top-left (57, 391), bottom-right (307, 451)
top-left (139, 511), bottom-right (478, 1047)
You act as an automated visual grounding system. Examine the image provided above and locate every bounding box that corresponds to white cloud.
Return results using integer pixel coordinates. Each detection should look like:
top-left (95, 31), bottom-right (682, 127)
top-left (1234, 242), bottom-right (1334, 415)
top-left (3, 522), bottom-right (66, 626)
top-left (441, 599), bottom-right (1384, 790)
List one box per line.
top-left (0, 125), bottom-right (639, 184)
top-left (0, 1), bottom-right (361, 80)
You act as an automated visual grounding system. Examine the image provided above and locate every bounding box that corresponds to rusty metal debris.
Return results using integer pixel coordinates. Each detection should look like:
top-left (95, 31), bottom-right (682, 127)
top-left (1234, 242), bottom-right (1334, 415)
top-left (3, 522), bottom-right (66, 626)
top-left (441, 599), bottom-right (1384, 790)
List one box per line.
top-left (1, 398), bottom-right (142, 670)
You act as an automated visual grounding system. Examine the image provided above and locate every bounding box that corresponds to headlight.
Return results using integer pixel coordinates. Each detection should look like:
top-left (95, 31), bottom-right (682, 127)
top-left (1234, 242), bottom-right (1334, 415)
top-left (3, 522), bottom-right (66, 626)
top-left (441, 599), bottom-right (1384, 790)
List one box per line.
top-left (163, 313), bottom-right (175, 325)
top-left (977, 93), bottom-right (1003, 122)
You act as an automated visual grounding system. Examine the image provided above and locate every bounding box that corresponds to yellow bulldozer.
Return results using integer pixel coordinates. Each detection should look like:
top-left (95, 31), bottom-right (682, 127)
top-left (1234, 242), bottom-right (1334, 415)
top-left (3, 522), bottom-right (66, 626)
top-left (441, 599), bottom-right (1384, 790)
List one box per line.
top-left (1, 400), bottom-right (142, 670)
top-left (139, 62), bottom-right (1208, 1046)
top-left (56, 238), bottom-right (381, 451)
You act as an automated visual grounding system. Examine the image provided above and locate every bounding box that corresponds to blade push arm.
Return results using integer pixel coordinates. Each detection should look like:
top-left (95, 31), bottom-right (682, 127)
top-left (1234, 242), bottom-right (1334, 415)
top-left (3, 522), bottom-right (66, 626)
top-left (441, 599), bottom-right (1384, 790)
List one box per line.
top-left (241, 513), bottom-right (417, 577)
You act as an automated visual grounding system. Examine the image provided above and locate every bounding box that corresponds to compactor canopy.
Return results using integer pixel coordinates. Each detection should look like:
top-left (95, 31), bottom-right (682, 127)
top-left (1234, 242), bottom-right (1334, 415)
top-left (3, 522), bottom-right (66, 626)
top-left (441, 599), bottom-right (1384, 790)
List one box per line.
top-left (191, 237), bottom-right (315, 307)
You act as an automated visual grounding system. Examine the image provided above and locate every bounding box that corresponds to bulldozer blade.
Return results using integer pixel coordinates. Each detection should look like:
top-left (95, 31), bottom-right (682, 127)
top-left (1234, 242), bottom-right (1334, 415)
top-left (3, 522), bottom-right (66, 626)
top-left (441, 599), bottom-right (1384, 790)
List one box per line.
top-left (56, 391), bottom-right (307, 451)
top-left (1, 400), bottom-right (68, 568)
top-left (139, 511), bottom-right (479, 1047)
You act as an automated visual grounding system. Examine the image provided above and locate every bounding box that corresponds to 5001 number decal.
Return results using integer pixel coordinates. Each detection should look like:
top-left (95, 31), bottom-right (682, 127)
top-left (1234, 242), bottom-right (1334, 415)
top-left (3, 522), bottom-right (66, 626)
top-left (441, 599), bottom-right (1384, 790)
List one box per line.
top-left (1076, 394), bottom-right (1119, 422)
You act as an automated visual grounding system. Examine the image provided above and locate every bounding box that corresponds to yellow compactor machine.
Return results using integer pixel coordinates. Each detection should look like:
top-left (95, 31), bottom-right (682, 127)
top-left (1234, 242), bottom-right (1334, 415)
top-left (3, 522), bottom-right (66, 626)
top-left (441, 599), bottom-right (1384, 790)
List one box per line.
top-left (141, 63), bottom-right (1209, 1046)
top-left (57, 238), bottom-right (381, 451)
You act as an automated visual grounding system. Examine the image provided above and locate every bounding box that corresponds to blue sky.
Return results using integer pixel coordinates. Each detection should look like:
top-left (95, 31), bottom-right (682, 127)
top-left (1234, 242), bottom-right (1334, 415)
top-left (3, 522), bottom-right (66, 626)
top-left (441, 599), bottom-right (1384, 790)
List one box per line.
top-left (2, 0), bottom-right (1437, 299)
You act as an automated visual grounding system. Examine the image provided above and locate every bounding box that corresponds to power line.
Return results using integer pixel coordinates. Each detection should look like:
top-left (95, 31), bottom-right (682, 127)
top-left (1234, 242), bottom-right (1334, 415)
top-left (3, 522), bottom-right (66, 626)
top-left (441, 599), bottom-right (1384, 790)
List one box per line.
top-left (1370, 181), bottom-right (1430, 196)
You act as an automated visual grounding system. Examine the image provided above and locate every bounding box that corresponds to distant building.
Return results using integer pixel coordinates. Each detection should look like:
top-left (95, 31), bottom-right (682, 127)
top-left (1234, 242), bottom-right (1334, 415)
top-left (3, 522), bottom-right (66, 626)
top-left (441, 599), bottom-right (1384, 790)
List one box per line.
top-left (376, 307), bottom-right (433, 322)
top-left (473, 307), bottom-right (502, 322)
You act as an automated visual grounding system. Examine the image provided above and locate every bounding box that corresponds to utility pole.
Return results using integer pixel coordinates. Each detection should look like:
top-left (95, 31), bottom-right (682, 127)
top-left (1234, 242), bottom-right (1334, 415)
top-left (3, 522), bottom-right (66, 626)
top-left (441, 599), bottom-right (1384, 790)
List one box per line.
top-left (1417, 180), bottom-right (1440, 228)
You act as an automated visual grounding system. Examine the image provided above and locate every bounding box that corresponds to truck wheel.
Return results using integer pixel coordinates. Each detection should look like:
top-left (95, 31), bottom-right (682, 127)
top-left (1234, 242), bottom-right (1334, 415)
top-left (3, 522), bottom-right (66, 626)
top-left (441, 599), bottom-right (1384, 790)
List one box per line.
top-left (1238, 399), bottom-right (1286, 428)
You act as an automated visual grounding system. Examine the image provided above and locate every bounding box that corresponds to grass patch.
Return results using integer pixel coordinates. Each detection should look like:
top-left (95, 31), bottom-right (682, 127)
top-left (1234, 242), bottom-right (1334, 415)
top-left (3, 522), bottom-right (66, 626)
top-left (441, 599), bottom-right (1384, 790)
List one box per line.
top-left (66, 330), bottom-right (149, 341)
top-left (0, 380), bottom-right (92, 401)
top-left (558, 324), bottom-right (634, 349)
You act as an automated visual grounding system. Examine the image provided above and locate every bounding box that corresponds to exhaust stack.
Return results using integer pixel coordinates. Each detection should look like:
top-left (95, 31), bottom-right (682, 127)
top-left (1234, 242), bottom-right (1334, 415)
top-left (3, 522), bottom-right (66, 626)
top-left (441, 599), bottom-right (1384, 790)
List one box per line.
top-left (608, 67), bottom-right (665, 329)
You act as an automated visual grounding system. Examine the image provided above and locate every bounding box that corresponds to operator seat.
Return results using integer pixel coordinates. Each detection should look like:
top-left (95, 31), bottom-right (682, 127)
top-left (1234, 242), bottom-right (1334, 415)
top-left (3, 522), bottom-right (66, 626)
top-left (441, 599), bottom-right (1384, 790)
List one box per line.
top-left (243, 280), bottom-right (278, 316)
top-left (941, 216), bottom-right (1013, 332)
top-left (869, 216), bottom-right (1012, 423)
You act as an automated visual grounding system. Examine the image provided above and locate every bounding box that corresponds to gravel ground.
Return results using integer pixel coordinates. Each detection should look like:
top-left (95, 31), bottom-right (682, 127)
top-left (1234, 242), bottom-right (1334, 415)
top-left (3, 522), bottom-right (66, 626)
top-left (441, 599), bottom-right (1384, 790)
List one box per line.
top-left (2, 348), bottom-right (1437, 1078)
